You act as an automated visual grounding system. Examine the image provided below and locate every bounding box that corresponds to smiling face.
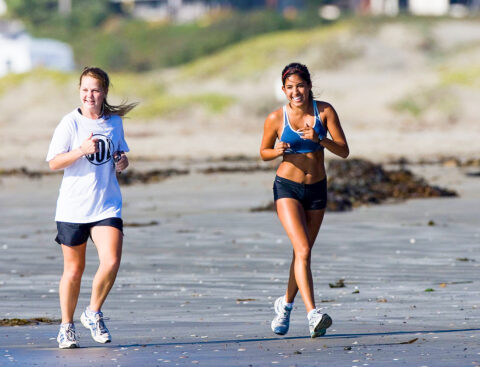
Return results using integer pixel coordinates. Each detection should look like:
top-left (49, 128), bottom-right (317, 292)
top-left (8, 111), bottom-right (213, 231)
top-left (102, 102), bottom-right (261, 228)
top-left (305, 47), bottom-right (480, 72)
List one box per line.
top-left (79, 75), bottom-right (106, 118)
top-left (282, 73), bottom-right (312, 107)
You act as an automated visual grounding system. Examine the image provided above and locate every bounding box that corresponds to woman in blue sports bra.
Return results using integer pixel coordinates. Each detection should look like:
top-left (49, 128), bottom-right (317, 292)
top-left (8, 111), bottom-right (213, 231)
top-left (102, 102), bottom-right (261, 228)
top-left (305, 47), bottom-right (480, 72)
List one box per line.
top-left (260, 62), bottom-right (349, 338)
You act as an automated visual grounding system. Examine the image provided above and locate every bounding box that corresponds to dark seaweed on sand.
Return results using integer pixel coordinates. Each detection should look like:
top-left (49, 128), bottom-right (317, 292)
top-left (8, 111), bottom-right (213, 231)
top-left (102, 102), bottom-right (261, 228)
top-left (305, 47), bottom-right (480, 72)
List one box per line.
top-left (252, 158), bottom-right (457, 212)
top-left (327, 158), bottom-right (457, 211)
top-left (1, 318), bottom-right (60, 326)
top-left (117, 168), bottom-right (189, 185)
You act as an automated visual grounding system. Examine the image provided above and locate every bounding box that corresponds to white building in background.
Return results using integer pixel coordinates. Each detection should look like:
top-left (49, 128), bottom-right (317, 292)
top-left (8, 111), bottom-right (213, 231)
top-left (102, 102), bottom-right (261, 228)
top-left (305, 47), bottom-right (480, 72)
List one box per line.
top-left (0, 0), bottom-right (6, 16)
top-left (0, 21), bottom-right (75, 77)
top-left (408, 0), bottom-right (450, 16)
top-left (369, 0), bottom-right (399, 16)
top-left (111, 0), bottom-right (214, 23)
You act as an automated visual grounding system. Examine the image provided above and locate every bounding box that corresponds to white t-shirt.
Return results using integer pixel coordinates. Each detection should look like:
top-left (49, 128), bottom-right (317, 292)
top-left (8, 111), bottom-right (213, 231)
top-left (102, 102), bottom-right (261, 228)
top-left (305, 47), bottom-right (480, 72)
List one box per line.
top-left (46, 109), bottom-right (129, 223)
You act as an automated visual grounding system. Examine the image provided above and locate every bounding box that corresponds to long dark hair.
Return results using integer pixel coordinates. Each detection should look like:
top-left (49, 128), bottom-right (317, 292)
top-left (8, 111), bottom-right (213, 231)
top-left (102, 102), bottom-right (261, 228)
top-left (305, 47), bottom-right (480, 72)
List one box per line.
top-left (79, 67), bottom-right (138, 118)
top-left (281, 62), bottom-right (314, 101)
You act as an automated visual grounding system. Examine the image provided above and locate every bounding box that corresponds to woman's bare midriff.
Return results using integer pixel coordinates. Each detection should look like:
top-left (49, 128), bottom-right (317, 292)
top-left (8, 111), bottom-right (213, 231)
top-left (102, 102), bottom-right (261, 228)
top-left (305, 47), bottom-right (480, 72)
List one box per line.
top-left (276, 150), bottom-right (326, 184)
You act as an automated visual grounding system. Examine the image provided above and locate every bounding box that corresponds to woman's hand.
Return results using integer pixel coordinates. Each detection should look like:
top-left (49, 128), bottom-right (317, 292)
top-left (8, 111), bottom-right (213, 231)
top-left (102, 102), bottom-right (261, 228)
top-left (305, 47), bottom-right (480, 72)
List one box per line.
top-left (114, 152), bottom-right (129, 172)
top-left (298, 122), bottom-right (321, 143)
top-left (274, 141), bottom-right (290, 156)
top-left (80, 132), bottom-right (99, 155)
top-left (49, 132), bottom-right (99, 170)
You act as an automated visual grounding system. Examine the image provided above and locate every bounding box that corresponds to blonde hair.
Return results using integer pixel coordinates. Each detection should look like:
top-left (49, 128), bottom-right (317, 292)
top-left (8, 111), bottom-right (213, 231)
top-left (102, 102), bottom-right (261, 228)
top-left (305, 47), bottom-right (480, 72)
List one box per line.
top-left (80, 67), bottom-right (138, 118)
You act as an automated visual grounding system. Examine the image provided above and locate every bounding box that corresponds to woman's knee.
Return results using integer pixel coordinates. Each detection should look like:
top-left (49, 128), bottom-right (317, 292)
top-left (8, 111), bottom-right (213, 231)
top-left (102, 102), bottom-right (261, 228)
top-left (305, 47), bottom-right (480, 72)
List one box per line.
top-left (63, 265), bottom-right (84, 282)
top-left (100, 256), bottom-right (121, 272)
top-left (294, 246), bottom-right (311, 262)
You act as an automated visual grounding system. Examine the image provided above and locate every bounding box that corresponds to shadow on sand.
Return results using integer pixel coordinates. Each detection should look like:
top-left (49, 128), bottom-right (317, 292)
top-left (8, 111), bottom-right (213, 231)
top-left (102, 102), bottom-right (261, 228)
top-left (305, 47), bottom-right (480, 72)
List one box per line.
top-left (113, 327), bottom-right (480, 349)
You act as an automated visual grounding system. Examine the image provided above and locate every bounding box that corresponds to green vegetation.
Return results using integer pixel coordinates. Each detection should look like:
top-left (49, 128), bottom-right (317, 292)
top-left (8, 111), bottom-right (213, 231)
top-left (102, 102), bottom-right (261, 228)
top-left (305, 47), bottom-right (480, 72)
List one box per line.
top-left (5, 0), bottom-right (111, 29)
top-left (133, 93), bottom-right (234, 119)
top-left (0, 69), bottom-right (72, 96)
top-left (391, 86), bottom-right (458, 118)
top-left (392, 61), bottom-right (479, 119)
top-left (181, 21), bottom-right (353, 80)
top-left (0, 69), bottom-right (233, 119)
top-left (79, 12), bottom-right (330, 72)
top-left (93, 72), bottom-right (233, 119)
top-left (440, 66), bottom-right (480, 88)
top-left (108, 72), bottom-right (165, 99)
top-left (5, 0), bottom-right (335, 72)
top-left (391, 94), bottom-right (424, 117)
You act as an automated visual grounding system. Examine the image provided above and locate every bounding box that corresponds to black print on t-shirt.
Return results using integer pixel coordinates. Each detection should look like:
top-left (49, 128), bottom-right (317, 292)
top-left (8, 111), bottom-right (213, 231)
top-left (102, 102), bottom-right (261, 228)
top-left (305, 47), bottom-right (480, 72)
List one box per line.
top-left (86, 134), bottom-right (114, 166)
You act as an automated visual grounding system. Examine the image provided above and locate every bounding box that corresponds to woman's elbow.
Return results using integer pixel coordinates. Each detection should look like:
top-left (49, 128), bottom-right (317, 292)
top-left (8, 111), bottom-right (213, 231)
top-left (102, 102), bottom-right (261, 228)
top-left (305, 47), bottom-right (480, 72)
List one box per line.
top-left (340, 146), bottom-right (349, 159)
top-left (259, 150), bottom-right (269, 161)
top-left (49, 160), bottom-right (61, 171)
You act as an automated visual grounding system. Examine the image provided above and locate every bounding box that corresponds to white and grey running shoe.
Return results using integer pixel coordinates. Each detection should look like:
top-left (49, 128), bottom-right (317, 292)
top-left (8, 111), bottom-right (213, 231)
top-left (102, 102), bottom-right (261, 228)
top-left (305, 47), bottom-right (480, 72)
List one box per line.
top-left (57, 323), bottom-right (79, 349)
top-left (308, 309), bottom-right (332, 338)
top-left (81, 309), bottom-right (111, 343)
top-left (271, 296), bottom-right (293, 335)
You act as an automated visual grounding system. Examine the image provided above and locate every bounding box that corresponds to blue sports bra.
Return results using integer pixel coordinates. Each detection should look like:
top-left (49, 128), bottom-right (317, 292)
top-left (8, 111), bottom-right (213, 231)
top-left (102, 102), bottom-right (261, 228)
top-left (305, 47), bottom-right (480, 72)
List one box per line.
top-left (280, 101), bottom-right (326, 154)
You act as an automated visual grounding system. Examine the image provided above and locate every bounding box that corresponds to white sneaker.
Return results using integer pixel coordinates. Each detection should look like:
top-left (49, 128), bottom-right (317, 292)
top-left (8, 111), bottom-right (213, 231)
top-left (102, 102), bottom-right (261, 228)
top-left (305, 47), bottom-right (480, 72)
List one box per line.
top-left (80, 309), bottom-right (111, 343)
top-left (308, 309), bottom-right (332, 338)
top-left (57, 323), bottom-right (79, 349)
top-left (271, 296), bottom-right (293, 335)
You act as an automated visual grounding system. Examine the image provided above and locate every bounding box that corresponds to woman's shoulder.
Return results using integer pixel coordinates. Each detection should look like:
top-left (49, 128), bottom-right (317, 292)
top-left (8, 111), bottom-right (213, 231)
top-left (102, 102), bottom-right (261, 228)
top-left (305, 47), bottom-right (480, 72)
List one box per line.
top-left (314, 100), bottom-right (334, 111)
top-left (58, 109), bottom-right (80, 127)
top-left (104, 114), bottom-right (123, 124)
top-left (265, 106), bottom-right (284, 125)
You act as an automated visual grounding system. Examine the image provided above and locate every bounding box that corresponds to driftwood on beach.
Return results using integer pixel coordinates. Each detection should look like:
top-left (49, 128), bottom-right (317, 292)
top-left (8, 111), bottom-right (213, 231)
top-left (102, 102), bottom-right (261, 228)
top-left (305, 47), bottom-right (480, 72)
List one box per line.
top-left (252, 158), bottom-right (458, 213)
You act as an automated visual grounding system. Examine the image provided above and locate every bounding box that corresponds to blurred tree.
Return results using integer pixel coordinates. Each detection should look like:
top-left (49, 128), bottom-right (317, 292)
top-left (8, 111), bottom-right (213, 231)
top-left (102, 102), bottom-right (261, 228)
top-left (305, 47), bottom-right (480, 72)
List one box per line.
top-left (5, 0), bottom-right (58, 25)
top-left (4, 0), bottom-right (331, 72)
top-left (233, 0), bottom-right (266, 9)
top-left (67, 0), bottom-right (112, 29)
top-left (212, 0), bottom-right (267, 10)
top-left (5, 0), bottom-right (112, 28)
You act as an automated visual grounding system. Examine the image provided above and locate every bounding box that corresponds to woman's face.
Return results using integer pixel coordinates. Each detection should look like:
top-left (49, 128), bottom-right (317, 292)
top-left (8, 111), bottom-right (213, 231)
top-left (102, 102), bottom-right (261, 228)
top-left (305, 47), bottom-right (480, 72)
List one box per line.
top-left (79, 75), bottom-right (106, 116)
top-left (282, 73), bottom-right (311, 107)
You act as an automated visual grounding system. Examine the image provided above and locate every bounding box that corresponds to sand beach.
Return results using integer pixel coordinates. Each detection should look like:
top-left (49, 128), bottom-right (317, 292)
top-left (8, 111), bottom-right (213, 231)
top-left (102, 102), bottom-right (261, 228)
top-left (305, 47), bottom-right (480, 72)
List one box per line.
top-left (1, 162), bottom-right (480, 366)
top-left (1, 17), bottom-right (480, 367)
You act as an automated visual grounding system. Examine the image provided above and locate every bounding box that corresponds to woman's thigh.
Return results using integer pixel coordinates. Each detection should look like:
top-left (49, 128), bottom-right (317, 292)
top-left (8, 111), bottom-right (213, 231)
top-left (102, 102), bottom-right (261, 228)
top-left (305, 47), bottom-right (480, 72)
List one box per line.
top-left (61, 243), bottom-right (87, 271)
top-left (305, 209), bottom-right (326, 247)
top-left (275, 198), bottom-right (310, 251)
top-left (90, 226), bottom-right (123, 261)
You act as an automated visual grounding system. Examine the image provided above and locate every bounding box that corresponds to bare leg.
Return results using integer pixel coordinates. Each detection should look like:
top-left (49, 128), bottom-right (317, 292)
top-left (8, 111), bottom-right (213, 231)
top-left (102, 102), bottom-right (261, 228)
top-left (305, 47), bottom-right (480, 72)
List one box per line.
top-left (59, 243), bottom-right (86, 323)
top-left (89, 226), bottom-right (123, 312)
top-left (277, 200), bottom-right (325, 310)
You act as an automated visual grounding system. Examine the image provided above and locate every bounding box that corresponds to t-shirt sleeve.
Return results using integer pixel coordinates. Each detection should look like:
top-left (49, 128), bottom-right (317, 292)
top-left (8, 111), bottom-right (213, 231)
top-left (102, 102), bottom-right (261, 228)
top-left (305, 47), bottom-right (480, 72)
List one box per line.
top-left (118, 119), bottom-right (130, 153)
top-left (46, 118), bottom-right (73, 162)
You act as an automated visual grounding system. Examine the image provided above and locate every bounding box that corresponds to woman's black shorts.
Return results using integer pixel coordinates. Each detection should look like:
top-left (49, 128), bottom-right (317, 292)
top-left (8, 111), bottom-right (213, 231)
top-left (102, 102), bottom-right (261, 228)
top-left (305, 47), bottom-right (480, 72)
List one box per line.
top-left (55, 217), bottom-right (123, 247)
top-left (273, 175), bottom-right (327, 211)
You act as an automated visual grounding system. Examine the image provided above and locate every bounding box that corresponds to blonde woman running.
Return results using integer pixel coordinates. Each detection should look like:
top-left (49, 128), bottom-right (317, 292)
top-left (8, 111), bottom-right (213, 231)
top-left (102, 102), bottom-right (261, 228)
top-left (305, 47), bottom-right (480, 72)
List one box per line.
top-left (47, 67), bottom-right (137, 348)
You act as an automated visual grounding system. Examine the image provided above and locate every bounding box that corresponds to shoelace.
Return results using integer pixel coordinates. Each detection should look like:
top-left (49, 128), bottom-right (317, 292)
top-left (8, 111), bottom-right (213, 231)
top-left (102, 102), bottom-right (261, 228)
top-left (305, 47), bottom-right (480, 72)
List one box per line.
top-left (277, 310), bottom-right (290, 323)
top-left (309, 311), bottom-right (322, 325)
top-left (64, 326), bottom-right (77, 342)
top-left (94, 314), bottom-right (108, 334)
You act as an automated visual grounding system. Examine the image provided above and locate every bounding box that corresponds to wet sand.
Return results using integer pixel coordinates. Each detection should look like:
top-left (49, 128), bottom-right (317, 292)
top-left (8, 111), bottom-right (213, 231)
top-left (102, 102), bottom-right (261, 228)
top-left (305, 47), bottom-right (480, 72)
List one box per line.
top-left (1, 164), bottom-right (480, 366)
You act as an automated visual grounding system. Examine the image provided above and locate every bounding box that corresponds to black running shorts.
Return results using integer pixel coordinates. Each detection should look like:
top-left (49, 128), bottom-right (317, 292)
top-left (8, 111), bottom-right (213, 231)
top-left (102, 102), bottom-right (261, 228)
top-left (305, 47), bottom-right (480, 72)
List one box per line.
top-left (55, 217), bottom-right (123, 246)
top-left (273, 175), bottom-right (327, 211)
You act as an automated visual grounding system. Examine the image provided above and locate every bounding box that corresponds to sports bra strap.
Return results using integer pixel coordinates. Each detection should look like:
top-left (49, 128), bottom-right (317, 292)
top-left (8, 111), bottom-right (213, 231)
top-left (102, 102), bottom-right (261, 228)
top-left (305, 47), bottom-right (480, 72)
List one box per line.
top-left (313, 100), bottom-right (320, 121)
top-left (283, 101), bottom-right (320, 126)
